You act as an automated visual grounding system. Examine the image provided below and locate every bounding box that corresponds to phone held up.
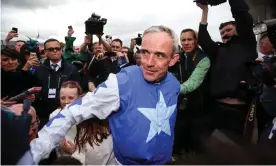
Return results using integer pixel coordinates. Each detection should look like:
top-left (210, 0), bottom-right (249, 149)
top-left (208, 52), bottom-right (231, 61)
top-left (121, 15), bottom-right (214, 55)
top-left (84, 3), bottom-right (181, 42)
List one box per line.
top-left (68, 25), bottom-right (73, 30)
top-left (12, 27), bottom-right (18, 33)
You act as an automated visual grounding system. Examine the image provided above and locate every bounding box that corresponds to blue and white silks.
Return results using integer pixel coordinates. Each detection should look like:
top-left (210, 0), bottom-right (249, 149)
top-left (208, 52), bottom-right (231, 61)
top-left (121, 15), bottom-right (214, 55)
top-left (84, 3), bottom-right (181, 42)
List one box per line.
top-left (30, 66), bottom-right (180, 165)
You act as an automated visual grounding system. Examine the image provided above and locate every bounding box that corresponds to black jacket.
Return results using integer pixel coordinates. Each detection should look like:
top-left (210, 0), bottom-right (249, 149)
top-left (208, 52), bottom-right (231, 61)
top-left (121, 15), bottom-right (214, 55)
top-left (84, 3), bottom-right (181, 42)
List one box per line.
top-left (33, 58), bottom-right (80, 118)
top-left (198, 0), bottom-right (257, 100)
top-left (87, 56), bottom-right (118, 87)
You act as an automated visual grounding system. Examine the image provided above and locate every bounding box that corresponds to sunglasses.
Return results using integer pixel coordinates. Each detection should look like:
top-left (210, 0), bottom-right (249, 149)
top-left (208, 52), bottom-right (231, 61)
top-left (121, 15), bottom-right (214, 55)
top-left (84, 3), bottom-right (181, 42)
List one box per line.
top-left (45, 47), bottom-right (62, 52)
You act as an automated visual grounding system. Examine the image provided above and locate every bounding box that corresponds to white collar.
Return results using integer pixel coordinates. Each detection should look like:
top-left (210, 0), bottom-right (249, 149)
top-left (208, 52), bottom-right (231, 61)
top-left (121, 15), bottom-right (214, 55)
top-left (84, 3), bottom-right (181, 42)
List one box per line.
top-left (50, 60), bottom-right (62, 67)
top-left (258, 52), bottom-right (273, 58)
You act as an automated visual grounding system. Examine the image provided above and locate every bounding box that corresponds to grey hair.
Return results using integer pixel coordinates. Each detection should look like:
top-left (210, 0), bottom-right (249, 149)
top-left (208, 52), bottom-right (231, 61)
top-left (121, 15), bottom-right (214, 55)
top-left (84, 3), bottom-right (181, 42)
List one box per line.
top-left (143, 25), bottom-right (179, 54)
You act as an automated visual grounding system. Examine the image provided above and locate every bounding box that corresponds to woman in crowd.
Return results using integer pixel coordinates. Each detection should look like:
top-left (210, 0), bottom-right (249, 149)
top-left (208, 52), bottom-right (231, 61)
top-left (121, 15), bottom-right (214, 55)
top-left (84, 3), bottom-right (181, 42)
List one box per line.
top-left (1, 47), bottom-right (37, 106)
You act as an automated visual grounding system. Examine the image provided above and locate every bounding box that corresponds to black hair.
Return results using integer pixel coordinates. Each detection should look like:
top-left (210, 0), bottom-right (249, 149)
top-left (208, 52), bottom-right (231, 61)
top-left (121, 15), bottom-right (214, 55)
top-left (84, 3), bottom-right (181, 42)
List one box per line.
top-left (52, 156), bottom-right (82, 165)
top-left (1, 47), bottom-right (20, 60)
top-left (44, 38), bottom-right (60, 49)
top-left (112, 38), bottom-right (123, 47)
top-left (180, 28), bottom-right (197, 40)
top-left (219, 21), bottom-right (236, 30)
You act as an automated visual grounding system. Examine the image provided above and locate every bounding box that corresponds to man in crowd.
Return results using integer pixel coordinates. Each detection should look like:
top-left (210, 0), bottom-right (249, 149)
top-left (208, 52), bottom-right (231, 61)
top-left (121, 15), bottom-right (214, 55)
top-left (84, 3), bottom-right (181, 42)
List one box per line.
top-left (197, 0), bottom-right (257, 143)
top-left (33, 38), bottom-right (80, 127)
top-left (110, 39), bottom-right (130, 68)
top-left (30, 25), bottom-right (180, 165)
top-left (258, 33), bottom-right (274, 59)
top-left (172, 28), bottom-right (211, 155)
top-left (85, 41), bottom-right (110, 91)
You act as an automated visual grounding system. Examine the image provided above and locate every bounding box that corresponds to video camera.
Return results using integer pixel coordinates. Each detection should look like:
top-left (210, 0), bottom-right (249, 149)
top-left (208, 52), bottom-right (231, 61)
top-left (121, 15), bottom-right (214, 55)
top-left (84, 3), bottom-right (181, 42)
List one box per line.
top-left (250, 57), bottom-right (276, 87)
top-left (135, 33), bottom-right (142, 46)
top-left (253, 19), bottom-right (276, 49)
top-left (193, 0), bottom-right (227, 6)
top-left (85, 13), bottom-right (107, 35)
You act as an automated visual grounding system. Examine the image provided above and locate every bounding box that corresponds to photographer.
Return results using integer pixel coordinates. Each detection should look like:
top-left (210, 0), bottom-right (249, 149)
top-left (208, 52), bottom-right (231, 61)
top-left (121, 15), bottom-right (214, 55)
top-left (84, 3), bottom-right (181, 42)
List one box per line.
top-left (110, 38), bottom-right (131, 68)
top-left (85, 41), bottom-right (117, 91)
top-left (86, 39), bottom-right (129, 92)
top-left (197, 0), bottom-right (257, 143)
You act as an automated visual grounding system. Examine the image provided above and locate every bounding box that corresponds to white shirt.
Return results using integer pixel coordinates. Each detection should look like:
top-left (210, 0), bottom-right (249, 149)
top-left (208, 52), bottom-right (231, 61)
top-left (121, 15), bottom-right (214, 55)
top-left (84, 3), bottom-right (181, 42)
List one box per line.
top-left (72, 135), bottom-right (115, 165)
top-left (50, 60), bottom-right (62, 71)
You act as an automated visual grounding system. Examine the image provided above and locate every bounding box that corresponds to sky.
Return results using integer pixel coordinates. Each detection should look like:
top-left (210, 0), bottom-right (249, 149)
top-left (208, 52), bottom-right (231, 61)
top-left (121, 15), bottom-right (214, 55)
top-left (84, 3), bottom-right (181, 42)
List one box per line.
top-left (1, 0), bottom-right (233, 47)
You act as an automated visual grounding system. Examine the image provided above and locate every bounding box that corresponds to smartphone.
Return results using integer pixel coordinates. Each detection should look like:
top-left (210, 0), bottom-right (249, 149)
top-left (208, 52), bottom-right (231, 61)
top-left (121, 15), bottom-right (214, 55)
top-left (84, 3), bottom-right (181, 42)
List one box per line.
top-left (12, 27), bottom-right (18, 33)
top-left (9, 87), bottom-right (42, 102)
top-left (68, 25), bottom-right (73, 30)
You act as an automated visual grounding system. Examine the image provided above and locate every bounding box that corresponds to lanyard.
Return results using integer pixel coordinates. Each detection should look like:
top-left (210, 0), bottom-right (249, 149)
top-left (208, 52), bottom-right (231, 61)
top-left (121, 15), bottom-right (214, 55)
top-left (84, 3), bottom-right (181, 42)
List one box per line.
top-left (47, 74), bottom-right (61, 89)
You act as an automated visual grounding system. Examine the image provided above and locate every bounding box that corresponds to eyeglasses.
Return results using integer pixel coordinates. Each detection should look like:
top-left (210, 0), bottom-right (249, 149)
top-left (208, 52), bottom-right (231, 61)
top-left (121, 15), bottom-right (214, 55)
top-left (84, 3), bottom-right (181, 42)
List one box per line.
top-left (45, 47), bottom-right (62, 52)
top-left (30, 116), bottom-right (40, 129)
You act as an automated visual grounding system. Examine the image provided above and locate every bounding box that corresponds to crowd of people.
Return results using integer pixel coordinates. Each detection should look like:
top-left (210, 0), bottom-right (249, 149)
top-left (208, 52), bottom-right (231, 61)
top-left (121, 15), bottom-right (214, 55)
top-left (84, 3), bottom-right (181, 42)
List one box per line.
top-left (1, 0), bottom-right (276, 165)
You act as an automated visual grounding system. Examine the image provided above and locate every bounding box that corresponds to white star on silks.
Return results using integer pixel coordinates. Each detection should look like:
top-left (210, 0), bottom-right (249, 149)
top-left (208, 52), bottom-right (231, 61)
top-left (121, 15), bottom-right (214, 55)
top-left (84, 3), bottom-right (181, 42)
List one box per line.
top-left (137, 91), bottom-right (177, 143)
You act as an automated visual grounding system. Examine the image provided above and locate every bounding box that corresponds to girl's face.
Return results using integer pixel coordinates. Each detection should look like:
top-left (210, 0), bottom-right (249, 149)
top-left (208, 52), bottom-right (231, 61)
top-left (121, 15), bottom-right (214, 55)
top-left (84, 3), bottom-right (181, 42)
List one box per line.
top-left (60, 87), bottom-right (78, 108)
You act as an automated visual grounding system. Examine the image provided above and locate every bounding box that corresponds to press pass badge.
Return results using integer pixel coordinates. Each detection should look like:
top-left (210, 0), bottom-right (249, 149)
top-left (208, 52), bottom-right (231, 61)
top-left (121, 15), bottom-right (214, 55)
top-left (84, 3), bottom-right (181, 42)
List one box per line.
top-left (48, 89), bottom-right (56, 98)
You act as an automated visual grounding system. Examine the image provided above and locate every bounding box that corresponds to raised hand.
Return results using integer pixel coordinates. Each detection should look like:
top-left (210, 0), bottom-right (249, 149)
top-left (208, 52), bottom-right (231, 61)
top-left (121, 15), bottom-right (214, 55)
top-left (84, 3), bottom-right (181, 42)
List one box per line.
top-left (196, 2), bottom-right (208, 11)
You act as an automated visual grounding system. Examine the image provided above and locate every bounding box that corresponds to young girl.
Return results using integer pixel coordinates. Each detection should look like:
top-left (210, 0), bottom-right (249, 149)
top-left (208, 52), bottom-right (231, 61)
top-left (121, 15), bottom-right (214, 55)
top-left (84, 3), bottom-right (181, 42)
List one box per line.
top-left (49, 81), bottom-right (83, 157)
top-left (50, 81), bottom-right (114, 165)
top-left (71, 118), bottom-right (115, 165)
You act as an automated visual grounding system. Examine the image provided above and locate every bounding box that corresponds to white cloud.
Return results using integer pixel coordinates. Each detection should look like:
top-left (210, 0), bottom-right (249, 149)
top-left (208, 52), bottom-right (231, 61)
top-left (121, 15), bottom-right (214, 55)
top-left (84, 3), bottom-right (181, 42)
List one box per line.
top-left (1, 0), bottom-right (233, 47)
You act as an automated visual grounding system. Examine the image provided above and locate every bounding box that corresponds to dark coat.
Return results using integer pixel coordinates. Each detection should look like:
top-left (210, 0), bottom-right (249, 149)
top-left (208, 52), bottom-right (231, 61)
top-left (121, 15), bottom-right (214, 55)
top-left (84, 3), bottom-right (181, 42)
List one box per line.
top-left (33, 58), bottom-right (80, 119)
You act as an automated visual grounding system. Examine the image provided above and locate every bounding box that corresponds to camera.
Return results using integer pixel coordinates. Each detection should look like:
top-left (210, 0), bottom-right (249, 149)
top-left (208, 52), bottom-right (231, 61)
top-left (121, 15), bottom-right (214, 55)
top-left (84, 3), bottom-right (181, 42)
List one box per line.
top-left (250, 57), bottom-right (276, 86)
top-left (193, 0), bottom-right (227, 6)
top-left (253, 19), bottom-right (276, 49)
top-left (135, 33), bottom-right (142, 46)
top-left (85, 13), bottom-right (107, 35)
